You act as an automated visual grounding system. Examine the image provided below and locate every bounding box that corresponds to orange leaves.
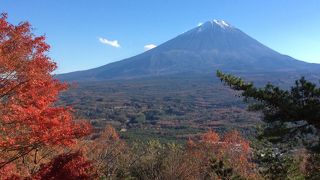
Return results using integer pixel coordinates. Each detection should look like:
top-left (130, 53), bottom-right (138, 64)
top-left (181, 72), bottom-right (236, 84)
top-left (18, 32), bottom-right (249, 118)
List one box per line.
top-left (0, 13), bottom-right (90, 149)
top-left (220, 131), bottom-right (255, 178)
top-left (99, 125), bottom-right (120, 141)
top-left (0, 13), bottom-right (92, 177)
top-left (187, 129), bottom-right (258, 179)
top-left (201, 130), bottom-right (220, 143)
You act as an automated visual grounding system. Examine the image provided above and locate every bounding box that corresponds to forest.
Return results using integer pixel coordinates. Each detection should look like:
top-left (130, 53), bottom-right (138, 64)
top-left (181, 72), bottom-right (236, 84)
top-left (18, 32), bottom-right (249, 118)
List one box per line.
top-left (1, 13), bottom-right (320, 179)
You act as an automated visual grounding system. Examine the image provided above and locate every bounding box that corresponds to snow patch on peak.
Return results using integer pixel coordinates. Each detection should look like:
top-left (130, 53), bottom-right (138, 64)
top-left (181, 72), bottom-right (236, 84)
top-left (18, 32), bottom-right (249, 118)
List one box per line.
top-left (212, 19), bottom-right (231, 29)
top-left (194, 19), bottom-right (233, 33)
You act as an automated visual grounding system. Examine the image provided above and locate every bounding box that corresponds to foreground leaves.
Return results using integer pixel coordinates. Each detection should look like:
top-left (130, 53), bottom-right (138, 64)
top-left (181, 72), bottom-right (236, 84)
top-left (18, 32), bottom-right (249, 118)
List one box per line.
top-left (0, 13), bottom-right (91, 178)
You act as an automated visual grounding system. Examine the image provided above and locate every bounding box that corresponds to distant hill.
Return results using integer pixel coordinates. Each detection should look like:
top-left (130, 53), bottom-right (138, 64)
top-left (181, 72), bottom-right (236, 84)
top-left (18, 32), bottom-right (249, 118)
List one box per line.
top-left (58, 20), bottom-right (320, 81)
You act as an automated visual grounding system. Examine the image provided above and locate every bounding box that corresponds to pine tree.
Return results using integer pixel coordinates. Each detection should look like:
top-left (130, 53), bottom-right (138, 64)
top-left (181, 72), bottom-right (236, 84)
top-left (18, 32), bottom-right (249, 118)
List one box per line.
top-left (216, 70), bottom-right (320, 149)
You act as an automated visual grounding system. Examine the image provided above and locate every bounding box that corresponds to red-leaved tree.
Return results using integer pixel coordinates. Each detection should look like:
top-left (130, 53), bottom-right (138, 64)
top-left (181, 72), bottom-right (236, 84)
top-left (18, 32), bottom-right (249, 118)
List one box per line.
top-left (0, 13), bottom-right (91, 177)
top-left (32, 151), bottom-right (97, 180)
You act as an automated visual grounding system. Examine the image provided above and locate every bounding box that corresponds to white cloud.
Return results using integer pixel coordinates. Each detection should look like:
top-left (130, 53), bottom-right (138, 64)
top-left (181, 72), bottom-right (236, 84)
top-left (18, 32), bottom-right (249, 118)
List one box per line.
top-left (197, 22), bottom-right (203, 26)
top-left (144, 44), bottom-right (157, 51)
top-left (99, 37), bottom-right (120, 48)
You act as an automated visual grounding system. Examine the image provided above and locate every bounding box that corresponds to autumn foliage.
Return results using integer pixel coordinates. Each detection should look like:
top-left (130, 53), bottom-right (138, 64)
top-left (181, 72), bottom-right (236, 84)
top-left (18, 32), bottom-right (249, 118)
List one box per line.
top-left (84, 125), bottom-right (128, 177)
top-left (32, 151), bottom-right (97, 180)
top-left (87, 128), bottom-right (259, 179)
top-left (0, 13), bottom-right (91, 178)
top-left (0, 13), bottom-right (262, 179)
top-left (187, 130), bottom-right (258, 179)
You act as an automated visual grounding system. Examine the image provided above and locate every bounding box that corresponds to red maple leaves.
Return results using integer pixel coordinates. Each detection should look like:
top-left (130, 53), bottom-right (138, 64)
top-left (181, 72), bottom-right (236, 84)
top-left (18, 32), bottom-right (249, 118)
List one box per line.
top-left (32, 151), bottom-right (97, 180)
top-left (0, 13), bottom-right (91, 178)
top-left (0, 13), bottom-right (261, 179)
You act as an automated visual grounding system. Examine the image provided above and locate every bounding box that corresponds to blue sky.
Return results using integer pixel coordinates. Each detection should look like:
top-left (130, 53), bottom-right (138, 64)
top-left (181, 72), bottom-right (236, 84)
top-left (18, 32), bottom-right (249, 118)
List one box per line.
top-left (1, 0), bottom-right (320, 73)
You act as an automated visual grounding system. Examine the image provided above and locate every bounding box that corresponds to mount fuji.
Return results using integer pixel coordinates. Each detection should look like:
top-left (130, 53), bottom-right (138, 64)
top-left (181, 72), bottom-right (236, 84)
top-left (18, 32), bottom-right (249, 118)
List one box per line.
top-left (59, 20), bottom-right (320, 81)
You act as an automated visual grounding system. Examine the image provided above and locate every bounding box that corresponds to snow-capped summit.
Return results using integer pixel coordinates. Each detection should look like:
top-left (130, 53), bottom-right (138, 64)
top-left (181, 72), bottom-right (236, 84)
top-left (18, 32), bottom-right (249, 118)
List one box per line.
top-left (196, 19), bottom-right (233, 32)
top-left (212, 19), bottom-right (231, 28)
top-left (59, 19), bottom-right (318, 81)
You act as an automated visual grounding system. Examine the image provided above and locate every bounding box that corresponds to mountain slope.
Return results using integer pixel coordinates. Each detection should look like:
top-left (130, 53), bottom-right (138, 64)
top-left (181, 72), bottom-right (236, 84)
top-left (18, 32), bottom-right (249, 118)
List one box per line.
top-left (59, 20), bottom-right (319, 81)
